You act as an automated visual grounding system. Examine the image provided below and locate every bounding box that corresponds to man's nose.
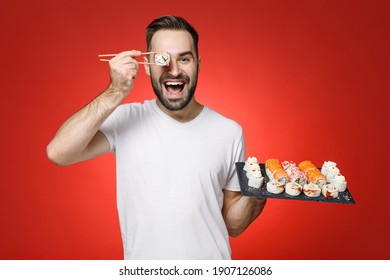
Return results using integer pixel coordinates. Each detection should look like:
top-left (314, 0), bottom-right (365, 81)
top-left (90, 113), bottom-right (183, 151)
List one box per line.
top-left (167, 60), bottom-right (181, 77)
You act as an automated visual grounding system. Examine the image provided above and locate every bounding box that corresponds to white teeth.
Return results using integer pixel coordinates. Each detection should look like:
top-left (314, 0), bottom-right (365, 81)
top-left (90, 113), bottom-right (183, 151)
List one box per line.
top-left (165, 81), bottom-right (184, 85)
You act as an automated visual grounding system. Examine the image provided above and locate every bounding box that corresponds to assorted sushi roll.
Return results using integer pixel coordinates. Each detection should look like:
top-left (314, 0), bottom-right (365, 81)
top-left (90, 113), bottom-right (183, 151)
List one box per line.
top-left (244, 156), bottom-right (264, 188)
top-left (322, 184), bottom-right (339, 199)
top-left (321, 161), bottom-right (347, 192)
top-left (285, 182), bottom-right (303, 196)
top-left (266, 181), bottom-right (285, 194)
top-left (265, 159), bottom-right (290, 185)
top-left (242, 157), bottom-right (349, 200)
top-left (298, 160), bottom-right (327, 188)
top-left (303, 183), bottom-right (321, 197)
top-left (244, 156), bottom-right (259, 172)
top-left (321, 161), bottom-right (337, 176)
top-left (281, 160), bottom-right (307, 186)
top-left (331, 174), bottom-right (347, 192)
top-left (247, 170), bottom-right (264, 189)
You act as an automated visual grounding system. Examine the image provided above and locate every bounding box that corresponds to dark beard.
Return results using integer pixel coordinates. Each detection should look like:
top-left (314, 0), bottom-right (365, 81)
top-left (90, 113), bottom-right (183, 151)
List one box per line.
top-left (151, 72), bottom-right (198, 111)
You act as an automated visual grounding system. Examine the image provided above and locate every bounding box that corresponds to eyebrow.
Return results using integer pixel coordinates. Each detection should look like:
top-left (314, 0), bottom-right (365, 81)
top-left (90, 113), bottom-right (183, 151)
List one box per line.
top-left (176, 51), bottom-right (194, 57)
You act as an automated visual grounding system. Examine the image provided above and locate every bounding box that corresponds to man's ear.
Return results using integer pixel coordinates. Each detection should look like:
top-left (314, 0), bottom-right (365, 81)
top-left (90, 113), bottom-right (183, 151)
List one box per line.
top-left (144, 56), bottom-right (151, 76)
top-left (198, 55), bottom-right (202, 71)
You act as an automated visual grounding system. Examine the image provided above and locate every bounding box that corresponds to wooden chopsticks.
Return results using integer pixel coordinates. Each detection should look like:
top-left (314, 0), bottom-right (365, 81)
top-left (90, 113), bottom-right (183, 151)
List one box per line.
top-left (98, 52), bottom-right (157, 64)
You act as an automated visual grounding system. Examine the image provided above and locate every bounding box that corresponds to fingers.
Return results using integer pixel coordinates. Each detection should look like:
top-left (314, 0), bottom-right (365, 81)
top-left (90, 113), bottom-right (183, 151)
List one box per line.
top-left (115, 50), bottom-right (142, 59)
top-left (110, 50), bottom-right (140, 64)
top-left (109, 50), bottom-right (142, 65)
top-left (110, 59), bottom-right (138, 77)
top-left (108, 50), bottom-right (143, 95)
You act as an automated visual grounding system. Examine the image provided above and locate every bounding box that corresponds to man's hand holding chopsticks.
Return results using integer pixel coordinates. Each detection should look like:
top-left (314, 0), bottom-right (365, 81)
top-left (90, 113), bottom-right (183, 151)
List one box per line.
top-left (107, 50), bottom-right (142, 96)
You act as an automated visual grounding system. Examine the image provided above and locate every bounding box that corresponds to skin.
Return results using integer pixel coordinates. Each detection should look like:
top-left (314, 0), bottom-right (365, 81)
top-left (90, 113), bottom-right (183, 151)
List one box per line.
top-left (46, 29), bottom-right (266, 238)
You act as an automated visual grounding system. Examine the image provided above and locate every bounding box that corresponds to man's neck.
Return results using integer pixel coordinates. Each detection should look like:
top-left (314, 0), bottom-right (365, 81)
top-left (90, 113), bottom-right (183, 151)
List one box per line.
top-left (156, 98), bottom-right (203, 123)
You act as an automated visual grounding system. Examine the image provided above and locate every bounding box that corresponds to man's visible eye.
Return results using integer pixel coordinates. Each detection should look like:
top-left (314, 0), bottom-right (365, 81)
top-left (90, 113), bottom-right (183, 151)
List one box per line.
top-left (180, 57), bottom-right (191, 63)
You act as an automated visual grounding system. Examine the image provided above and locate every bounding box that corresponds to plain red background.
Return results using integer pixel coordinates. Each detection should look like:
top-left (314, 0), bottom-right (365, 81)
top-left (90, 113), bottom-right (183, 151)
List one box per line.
top-left (0, 0), bottom-right (389, 260)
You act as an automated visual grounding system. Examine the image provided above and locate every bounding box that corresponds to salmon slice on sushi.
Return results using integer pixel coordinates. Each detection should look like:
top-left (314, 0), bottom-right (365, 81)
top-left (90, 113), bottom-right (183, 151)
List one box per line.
top-left (265, 158), bottom-right (290, 185)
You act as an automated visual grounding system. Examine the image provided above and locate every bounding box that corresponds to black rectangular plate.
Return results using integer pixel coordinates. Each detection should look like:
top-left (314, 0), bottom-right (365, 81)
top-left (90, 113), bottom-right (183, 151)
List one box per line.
top-left (236, 162), bottom-right (355, 204)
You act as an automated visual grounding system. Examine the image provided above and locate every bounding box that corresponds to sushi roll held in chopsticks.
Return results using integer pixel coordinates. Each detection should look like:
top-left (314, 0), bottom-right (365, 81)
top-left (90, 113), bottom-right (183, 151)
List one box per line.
top-left (154, 52), bottom-right (170, 66)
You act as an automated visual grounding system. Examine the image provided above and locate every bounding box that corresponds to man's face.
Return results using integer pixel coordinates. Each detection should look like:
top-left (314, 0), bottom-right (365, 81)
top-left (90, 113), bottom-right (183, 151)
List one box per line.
top-left (147, 30), bottom-right (199, 111)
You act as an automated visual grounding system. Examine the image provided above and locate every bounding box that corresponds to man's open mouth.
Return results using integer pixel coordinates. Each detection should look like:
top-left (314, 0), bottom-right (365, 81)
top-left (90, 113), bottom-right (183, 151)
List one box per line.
top-left (163, 80), bottom-right (186, 97)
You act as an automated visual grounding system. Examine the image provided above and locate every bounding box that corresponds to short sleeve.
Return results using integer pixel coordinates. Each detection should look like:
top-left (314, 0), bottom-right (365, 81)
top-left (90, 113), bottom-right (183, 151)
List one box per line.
top-left (99, 105), bottom-right (129, 152)
top-left (224, 129), bottom-right (246, 191)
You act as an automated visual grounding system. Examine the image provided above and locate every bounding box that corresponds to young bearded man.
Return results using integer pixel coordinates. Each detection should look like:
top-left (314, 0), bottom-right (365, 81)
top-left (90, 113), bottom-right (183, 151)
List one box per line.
top-left (47, 15), bottom-right (266, 259)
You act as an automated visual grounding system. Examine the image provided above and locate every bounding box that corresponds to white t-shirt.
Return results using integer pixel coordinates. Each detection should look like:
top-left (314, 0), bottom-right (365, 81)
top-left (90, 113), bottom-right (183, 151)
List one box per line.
top-left (100, 99), bottom-right (245, 259)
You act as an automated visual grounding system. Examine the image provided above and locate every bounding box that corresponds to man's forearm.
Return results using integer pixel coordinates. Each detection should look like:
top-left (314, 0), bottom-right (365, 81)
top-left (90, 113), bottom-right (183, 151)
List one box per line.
top-left (46, 87), bottom-right (124, 165)
top-left (47, 50), bottom-right (143, 166)
top-left (223, 195), bottom-right (266, 237)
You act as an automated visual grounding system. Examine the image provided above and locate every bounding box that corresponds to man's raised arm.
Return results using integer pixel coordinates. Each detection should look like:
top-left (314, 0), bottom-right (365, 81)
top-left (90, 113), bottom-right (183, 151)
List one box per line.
top-left (46, 50), bottom-right (141, 166)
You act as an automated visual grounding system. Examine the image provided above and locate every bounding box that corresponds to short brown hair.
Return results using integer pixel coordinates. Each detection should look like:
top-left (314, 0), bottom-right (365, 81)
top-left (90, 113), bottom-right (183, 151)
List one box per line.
top-left (146, 15), bottom-right (199, 57)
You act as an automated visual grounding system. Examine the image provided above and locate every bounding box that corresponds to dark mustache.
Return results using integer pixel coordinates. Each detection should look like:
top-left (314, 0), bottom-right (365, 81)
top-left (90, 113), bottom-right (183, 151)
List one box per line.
top-left (159, 73), bottom-right (190, 84)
